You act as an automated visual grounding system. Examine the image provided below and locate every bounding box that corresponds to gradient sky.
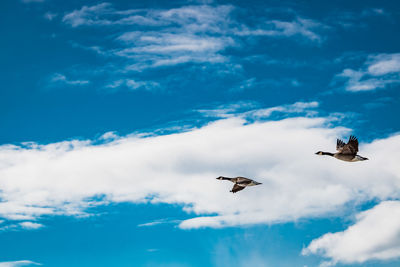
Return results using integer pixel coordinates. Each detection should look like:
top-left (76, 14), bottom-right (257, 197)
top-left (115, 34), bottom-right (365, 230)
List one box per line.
top-left (1, 0), bottom-right (400, 267)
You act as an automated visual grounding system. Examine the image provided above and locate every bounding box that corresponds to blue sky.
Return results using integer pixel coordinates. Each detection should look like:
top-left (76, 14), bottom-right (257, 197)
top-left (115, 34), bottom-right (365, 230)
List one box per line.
top-left (1, 0), bottom-right (400, 266)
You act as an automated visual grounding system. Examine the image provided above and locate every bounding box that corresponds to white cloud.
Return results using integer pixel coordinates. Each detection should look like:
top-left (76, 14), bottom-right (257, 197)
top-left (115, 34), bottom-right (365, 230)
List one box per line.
top-left (367, 53), bottom-right (400, 76)
top-left (99, 131), bottom-right (119, 140)
top-left (63, 4), bottom-right (234, 30)
top-left (336, 53), bottom-right (400, 92)
top-left (137, 219), bottom-right (181, 227)
top-left (235, 17), bottom-right (324, 42)
top-left (0, 101), bottom-right (400, 234)
top-left (62, 3), bottom-right (325, 73)
top-left (303, 201), bottom-right (400, 266)
top-left (50, 73), bottom-right (90, 86)
top-left (0, 261), bottom-right (41, 267)
top-left (0, 221), bottom-right (43, 231)
top-left (105, 79), bottom-right (160, 91)
top-left (63, 4), bottom-right (235, 70)
top-left (247, 101), bottom-right (319, 118)
top-left (19, 221), bottom-right (44, 230)
top-left (116, 33), bottom-right (232, 69)
top-left (62, 3), bottom-right (114, 27)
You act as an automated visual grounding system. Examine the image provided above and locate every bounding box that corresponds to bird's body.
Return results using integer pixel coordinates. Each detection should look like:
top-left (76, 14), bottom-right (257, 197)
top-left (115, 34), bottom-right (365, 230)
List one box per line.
top-left (216, 176), bottom-right (262, 193)
top-left (316, 135), bottom-right (368, 162)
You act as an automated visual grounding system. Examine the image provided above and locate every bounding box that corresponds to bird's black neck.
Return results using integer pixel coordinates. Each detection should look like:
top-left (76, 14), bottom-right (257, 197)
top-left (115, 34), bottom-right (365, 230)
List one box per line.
top-left (322, 152), bottom-right (335, 156)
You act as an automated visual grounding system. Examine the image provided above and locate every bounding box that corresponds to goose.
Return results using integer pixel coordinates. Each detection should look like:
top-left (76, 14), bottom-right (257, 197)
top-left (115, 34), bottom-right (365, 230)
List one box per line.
top-left (315, 135), bottom-right (368, 162)
top-left (216, 176), bottom-right (262, 193)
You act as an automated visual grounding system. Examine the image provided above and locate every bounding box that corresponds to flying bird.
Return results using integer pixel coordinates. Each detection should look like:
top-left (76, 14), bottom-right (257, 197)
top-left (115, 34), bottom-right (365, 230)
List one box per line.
top-left (216, 176), bottom-right (262, 193)
top-left (315, 135), bottom-right (369, 162)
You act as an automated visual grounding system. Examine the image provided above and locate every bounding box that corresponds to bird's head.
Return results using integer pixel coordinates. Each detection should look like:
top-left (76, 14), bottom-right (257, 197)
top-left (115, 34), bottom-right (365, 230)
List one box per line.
top-left (315, 151), bottom-right (323, 155)
top-left (216, 176), bottom-right (225, 180)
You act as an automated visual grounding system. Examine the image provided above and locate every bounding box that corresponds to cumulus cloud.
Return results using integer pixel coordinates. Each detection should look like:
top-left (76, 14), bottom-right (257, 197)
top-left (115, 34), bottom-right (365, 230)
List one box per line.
top-left (336, 53), bottom-right (400, 92)
top-left (19, 221), bottom-right (43, 230)
top-left (0, 101), bottom-right (400, 233)
top-left (303, 201), bottom-right (400, 266)
top-left (0, 261), bottom-right (41, 267)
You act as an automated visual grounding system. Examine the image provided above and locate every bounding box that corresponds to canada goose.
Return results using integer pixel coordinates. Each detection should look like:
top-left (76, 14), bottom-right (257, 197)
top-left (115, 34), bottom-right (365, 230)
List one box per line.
top-left (216, 176), bottom-right (262, 193)
top-left (315, 135), bottom-right (369, 162)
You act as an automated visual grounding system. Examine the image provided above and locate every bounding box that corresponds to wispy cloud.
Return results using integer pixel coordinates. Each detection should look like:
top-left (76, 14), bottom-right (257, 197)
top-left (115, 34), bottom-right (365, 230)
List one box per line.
top-left (62, 3), bottom-right (115, 27)
top-left (61, 3), bottom-right (237, 79)
top-left (363, 96), bottom-right (394, 109)
top-left (0, 221), bottom-right (43, 231)
top-left (60, 3), bottom-right (326, 75)
top-left (246, 101), bottom-right (319, 118)
top-left (50, 73), bottom-right (90, 86)
top-left (303, 201), bottom-right (400, 266)
top-left (0, 261), bottom-right (41, 267)
top-left (335, 53), bottom-right (400, 92)
top-left (106, 79), bottom-right (160, 91)
top-left (234, 17), bottom-right (325, 42)
top-left (118, 33), bottom-right (233, 70)
top-left (137, 218), bottom-right (181, 227)
top-left (326, 7), bottom-right (389, 29)
top-left (196, 101), bottom-right (258, 118)
top-left (44, 12), bottom-right (58, 21)
top-left (41, 3), bottom-right (331, 93)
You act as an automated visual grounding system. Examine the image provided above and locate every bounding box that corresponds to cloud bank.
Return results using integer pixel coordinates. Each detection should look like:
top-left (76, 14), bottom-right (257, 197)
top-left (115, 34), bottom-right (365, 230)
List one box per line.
top-left (0, 102), bottom-right (399, 232)
top-left (303, 201), bottom-right (400, 266)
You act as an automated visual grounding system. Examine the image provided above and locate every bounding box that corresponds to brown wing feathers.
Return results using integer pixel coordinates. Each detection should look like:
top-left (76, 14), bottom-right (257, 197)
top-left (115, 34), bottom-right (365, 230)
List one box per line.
top-left (336, 139), bottom-right (346, 151)
top-left (337, 135), bottom-right (359, 155)
top-left (347, 135), bottom-right (359, 153)
top-left (231, 184), bottom-right (245, 193)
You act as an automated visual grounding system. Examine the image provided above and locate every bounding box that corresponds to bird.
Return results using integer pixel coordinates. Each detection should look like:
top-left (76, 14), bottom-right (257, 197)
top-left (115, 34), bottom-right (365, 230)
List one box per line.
top-left (315, 135), bottom-right (369, 162)
top-left (216, 176), bottom-right (262, 193)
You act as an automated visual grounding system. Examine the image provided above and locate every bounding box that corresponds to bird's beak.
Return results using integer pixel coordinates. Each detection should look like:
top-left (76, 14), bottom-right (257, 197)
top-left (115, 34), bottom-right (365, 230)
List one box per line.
top-left (315, 152), bottom-right (319, 155)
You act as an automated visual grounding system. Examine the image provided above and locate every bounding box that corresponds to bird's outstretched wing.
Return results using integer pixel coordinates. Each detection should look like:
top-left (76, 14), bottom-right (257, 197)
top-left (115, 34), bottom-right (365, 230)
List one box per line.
top-left (231, 184), bottom-right (245, 193)
top-left (338, 135), bottom-right (359, 155)
top-left (347, 135), bottom-right (359, 153)
top-left (336, 138), bottom-right (346, 151)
